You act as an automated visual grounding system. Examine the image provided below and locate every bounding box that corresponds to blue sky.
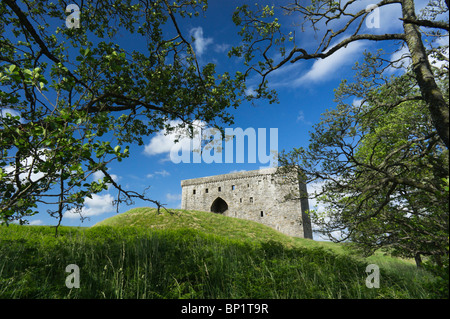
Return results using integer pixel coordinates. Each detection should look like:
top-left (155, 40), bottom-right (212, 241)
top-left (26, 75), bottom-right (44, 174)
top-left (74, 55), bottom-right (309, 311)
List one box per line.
top-left (8, 0), bottom-right (444, 228)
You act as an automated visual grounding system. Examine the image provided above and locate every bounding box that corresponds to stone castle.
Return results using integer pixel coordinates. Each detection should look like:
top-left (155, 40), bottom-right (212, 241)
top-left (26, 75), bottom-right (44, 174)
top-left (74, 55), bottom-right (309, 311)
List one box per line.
top-left (181, 168), bottom-right (313, 239)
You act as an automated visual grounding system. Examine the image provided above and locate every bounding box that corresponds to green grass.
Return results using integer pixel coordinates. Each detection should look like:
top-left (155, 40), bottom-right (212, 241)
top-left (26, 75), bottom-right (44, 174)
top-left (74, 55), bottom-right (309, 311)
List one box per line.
top-left (0, 207), bottom-right (442, 299)
top-left (94, 207), bottom-right (299, 246)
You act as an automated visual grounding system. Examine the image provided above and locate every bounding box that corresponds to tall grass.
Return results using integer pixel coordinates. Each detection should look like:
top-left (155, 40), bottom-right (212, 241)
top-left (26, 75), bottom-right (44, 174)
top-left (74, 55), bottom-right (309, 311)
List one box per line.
top-left (0, 224), bottom-right (438, 299)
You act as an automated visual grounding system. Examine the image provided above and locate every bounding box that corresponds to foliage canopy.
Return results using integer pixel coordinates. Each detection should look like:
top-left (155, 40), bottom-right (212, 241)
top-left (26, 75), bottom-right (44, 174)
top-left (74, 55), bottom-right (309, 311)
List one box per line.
top-left (278, 51), bottom-right (448, 268)
top-left (0, 0), bottom-right (248, 225)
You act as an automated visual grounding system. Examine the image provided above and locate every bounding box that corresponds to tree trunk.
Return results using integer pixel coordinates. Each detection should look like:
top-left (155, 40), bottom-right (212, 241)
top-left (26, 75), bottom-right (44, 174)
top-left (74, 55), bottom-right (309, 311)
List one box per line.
top-left (401, 0), bottom-right (450, 149)
top-left (414, 252), bottom-right (423, 269)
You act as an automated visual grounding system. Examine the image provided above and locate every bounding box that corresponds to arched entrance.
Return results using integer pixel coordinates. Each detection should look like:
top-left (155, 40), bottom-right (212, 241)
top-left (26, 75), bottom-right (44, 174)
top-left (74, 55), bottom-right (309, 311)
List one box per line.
top-left (210, 197), bottom-right (228, 214)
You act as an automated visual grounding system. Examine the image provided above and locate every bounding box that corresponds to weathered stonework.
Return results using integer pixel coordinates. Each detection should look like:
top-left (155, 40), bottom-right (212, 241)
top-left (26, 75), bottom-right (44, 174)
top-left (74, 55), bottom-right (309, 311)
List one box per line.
top-left (181, 168), bottom-right (313, 239)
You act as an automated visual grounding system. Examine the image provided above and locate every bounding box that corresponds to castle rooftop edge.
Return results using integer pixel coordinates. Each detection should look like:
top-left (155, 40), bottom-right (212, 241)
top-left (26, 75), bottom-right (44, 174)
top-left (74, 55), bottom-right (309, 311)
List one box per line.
top-left (180, 167), bottom-right (278, 187)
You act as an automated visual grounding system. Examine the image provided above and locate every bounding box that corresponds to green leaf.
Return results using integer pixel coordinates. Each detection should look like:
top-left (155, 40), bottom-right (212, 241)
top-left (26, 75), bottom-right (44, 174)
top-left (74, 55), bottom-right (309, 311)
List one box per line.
top-left (96, 149), bottom-right (105, 158)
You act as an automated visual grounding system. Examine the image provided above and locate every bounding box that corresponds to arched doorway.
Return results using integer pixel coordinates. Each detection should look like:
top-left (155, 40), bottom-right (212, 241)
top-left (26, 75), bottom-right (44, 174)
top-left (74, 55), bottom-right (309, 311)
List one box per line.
top-left (210, 197), bottom-right (228, 214)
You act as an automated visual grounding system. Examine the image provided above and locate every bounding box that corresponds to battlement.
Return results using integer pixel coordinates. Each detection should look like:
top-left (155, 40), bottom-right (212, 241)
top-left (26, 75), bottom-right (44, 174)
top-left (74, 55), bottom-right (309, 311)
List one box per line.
top-left (180, 167), bottom-right (277, 186)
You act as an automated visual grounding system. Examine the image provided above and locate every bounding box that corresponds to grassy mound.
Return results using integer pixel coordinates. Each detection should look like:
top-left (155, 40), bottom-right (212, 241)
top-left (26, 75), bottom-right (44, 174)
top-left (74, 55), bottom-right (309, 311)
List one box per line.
top-left (94, 208), bottom-right (422, 271)
top-left (0, 208), bottom-right (440, 299)
top-left (94, 207), bottom-right (300, 246)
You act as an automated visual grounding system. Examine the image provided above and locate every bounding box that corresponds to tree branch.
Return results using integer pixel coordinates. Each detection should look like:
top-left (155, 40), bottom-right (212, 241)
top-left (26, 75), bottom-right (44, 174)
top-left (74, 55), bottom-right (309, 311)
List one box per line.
top-left (4, 0), bottom-right (93, 94)
top-left (290, 33), bottom-right (406, 63)
top-left (4, 0), bottom-right (59, 63)
top-left (399, 17), bottom-right (449, 31)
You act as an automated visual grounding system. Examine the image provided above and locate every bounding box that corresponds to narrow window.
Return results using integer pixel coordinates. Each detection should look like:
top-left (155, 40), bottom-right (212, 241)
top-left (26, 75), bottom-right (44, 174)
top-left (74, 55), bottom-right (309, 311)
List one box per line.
top-left (218, 187), bottom-right (221, 192)
top-left (205, 188), bottom-right (208, 193)
top-left (193, 189), bottom-right (196, 194)
top-left (260, 211), bottom-right (264, 217)
top-left (250, 197), bottom-right (253, 203)
top-left (232, 185), bottom-right (235, 190)
top-left (240, 198), bottom-right (242, 203)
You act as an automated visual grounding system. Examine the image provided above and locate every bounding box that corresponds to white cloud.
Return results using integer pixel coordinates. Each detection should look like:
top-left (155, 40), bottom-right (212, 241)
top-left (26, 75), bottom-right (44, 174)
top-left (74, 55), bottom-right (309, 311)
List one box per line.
top-left (306, 180), bottom-right (331, 241)
top-left (296, 110), bottom-right (312, 125)
top-left (307, 180), bottom-right (349, 241)
top-left (3, 152), bottom-right (47, 184)
top-left (91, 170), bottom-right (120, 192)
top-left (166, 193), bottom-right (181, 201)
top-left (144, 128), bottom-right (178, 156)
top-left (352, 98), bottom-right (363, 107)
top-left (29, 219), bottom-right (43, 225)
top-left (147, 169), bottom-right (170, 178)
top-left (270, 1), bottom-right (407, 88)
top-left (64, 193), bottom-right (115, 219)
top-left (297, 111), bottom-right (305, 122)
top-left (244, 86), bottom-right (257, 97)
top-left (166, 193), bottom-right (182, 208)
top-left (295, 40), bottom-right (366, 85)
top-left (0, 108), bottom-right (21, 119)
top-left (269, 61), bottom-right (305, 88)
top-left (144, 120), bottom-right (205, 157)
top-left (214, 43), bottom-right (230, 53)
top-left (435, 36), bottom-right (449, 47)
top-left (229, 169), bottom-right (247, 174)
top-left (429, 35), bottom-right (449, 69)
top-left (364, 1), bottom-right (403, 34)
top-left (190, 27), bottom-right (213, 57)
top-left (144, 120), bottom-right (185, 156)
top-left (155, 169), bottom-right (170, 177)
top-left (323, 0), bottom-right (403, 34)
top-left (387, 45), bottom-right (411, 73)
top-left (387, 34), bottom-right (449, 73)
top-left (92, 170), bottom-right (120, 186)
top-left (307, 180), bottom-right (326, 215)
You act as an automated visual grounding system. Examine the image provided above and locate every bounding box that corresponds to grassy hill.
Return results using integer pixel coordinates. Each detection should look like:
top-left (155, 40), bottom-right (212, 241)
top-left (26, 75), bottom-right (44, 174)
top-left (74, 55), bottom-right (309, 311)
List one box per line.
top-left (94, 207), bottom-right (300, 246)
top-left (94, 207), bottom-right (419, 267)
top-left (0, 207), bottom-right (441, 299)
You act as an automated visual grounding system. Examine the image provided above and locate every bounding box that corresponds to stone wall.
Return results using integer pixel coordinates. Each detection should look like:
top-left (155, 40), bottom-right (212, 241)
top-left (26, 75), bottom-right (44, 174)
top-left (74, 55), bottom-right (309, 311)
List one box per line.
top-left (181, 168), bottom-right (313, 239)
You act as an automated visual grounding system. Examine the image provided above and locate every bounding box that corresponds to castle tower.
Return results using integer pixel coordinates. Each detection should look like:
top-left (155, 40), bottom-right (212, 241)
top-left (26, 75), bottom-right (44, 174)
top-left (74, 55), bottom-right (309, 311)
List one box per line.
top-left (181, 168), bottom-right (313, 239)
